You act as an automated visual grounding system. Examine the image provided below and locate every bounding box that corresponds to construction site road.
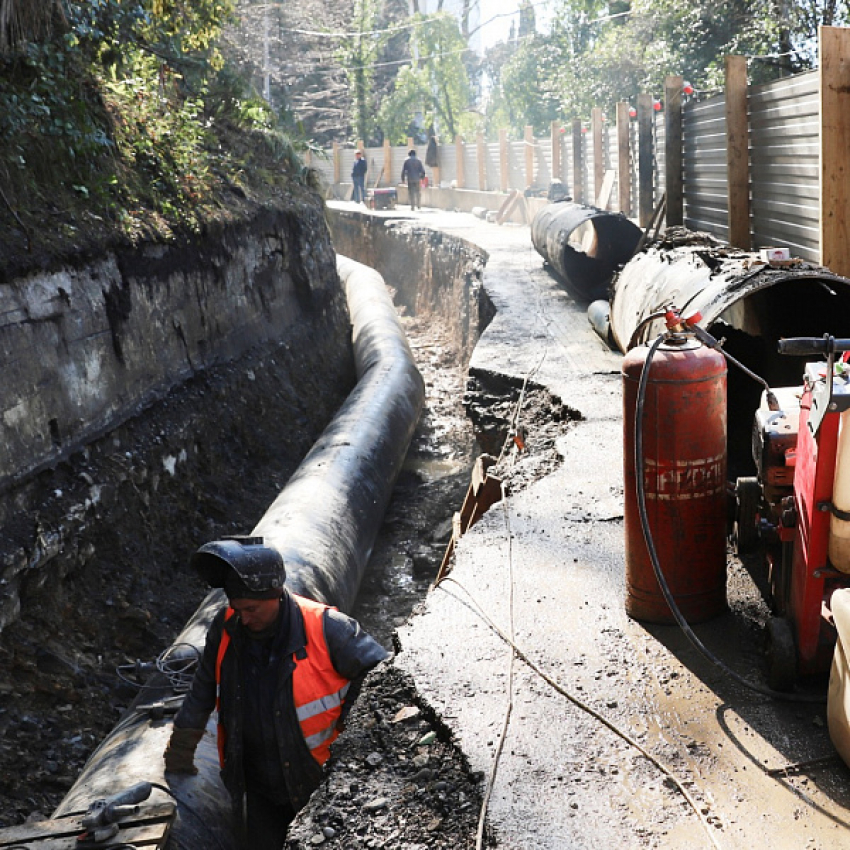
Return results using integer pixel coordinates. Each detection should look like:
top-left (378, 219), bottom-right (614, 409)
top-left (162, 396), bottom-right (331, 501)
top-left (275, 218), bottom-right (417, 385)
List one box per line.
top-left (375, 206), bottom-right (850, 849)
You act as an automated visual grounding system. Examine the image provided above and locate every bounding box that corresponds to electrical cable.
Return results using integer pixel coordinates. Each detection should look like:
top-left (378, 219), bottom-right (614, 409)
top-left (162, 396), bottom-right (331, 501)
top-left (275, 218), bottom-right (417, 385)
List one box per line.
top-left (634, 331), bottom-right (823, 703)
top-left (115, 644), bottom-right (200, 693)
top-left (436, 575), bottom-right (723, 850)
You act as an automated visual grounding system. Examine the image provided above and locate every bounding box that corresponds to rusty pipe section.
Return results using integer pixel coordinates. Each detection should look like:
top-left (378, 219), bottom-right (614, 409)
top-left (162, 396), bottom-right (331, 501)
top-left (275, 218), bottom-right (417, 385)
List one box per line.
top-left (54, 256), bottom-right (425, 848)
top-left (609, 228), bottom-right (850, 477)
top-left (609, 230), bottom-right (850, 356)
top-left (531, 202), bottom-right (642, 302)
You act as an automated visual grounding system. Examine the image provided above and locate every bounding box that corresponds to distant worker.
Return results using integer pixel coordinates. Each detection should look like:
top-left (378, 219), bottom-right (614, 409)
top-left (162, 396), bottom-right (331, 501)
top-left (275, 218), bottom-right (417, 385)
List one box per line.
top-left (351, 150), bottom-right (367, 204)
top-left (401, 149), bottom-right (426, 211)
top-left (163, 537), bottom-right (387, 850)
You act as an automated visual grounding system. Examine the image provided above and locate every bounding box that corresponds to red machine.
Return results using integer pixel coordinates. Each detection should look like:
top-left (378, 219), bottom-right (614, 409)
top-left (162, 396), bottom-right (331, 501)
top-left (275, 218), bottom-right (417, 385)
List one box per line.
top-left (736, 336), bottom-right (850, 689)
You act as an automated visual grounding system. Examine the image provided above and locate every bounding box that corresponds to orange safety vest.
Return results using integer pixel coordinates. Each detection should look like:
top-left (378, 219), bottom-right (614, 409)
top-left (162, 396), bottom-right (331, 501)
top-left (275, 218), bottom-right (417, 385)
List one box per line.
top-left (214, 594), bottom-right (350, 768)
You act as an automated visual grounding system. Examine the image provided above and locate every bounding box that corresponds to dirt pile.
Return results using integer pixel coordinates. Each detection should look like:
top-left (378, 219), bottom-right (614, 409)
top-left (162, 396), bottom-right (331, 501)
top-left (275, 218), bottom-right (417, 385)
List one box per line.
top-left (285, 664), bottom-right (485, 850)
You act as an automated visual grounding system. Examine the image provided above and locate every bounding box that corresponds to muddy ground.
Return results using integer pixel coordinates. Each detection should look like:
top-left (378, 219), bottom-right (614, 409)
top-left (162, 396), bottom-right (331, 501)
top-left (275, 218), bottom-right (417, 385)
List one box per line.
top-left (284, 316), bottom-right (575, 849)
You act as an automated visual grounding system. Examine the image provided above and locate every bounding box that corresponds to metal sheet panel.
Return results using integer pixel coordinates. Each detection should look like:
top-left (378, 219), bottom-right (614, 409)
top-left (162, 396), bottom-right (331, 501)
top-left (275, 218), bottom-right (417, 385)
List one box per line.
top-left (683, 94), bottom-right (729, 241)
top-left (438, 143), bottom-right (458, 186)
top-left (750, 70), bottom-right (820, 262)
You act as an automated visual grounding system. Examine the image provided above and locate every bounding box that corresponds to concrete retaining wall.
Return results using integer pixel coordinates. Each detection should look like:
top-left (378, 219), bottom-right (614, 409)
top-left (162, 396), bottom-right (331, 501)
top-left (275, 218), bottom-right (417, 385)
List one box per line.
top-left (0, 199), bottom-right (353, 634)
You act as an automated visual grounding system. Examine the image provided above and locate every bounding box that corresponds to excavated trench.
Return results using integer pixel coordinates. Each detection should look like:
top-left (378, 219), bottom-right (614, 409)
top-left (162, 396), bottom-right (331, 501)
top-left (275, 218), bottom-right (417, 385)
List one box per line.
top-left (0, 215), bottom-right (518, 832)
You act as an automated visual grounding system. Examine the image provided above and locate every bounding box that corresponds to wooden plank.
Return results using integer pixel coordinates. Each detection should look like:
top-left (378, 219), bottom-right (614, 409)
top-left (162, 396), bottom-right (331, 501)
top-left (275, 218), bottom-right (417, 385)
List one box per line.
top-left (595, 169), bottom-right (616, 209)
top-left (637, 93), bottom-right (654, 227)
top-left (499, 128), bottom-right (509, 193)
top-left (496, 189), bottom-right (521, 225)
top-left (820, 25), bottom-right (850, 276)
top-left (591, 107), bottom-right (604, 202)
top-left (0, 803), bottom-right (175, 850)
top-left (525, 125), bottom-right (535, 189)
top-left (665, 74), bottom-right (684, 226)
top-left (616, 101), bottom-right (631, 216)
top-left (551, 120), bottom-right (562, 181)
top-left (572, 119), bottom-right (583, 203)
top-left (477, 133), bottom-right (487, 191)
top-left (455, 135), bottom-right (465, 188)
top-left (726, 55), bottom-right (751, 249)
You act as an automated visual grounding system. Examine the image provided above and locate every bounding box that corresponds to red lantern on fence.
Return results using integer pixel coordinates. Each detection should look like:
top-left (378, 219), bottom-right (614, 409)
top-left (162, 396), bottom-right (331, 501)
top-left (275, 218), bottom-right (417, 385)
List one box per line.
top-left (683, 81), bottom-right (694, 96)
top-left (653, 98), bottom-right (663, 112)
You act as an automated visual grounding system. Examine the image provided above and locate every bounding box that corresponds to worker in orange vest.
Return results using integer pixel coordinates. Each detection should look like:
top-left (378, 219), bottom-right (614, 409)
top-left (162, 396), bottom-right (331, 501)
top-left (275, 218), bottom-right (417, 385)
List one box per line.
top-left (164, 536), bottom-right (387, 849)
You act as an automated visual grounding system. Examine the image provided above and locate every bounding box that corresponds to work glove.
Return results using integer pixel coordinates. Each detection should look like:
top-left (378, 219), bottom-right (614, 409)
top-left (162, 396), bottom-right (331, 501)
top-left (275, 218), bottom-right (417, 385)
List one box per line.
top-left (164, 727), bottom-right (204, 775)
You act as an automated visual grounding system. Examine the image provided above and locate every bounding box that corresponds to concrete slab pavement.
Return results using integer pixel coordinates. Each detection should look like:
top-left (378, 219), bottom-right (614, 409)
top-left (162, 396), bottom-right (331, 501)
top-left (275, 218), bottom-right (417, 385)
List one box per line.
top-left (388, 208), bottom-right (850, 849)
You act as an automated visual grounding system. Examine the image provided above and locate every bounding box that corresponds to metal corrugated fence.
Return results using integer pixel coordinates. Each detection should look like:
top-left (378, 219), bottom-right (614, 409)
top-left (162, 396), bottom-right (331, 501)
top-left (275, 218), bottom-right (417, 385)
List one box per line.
top-left (683, 93), bottom-right (729, 241)
top-left (318, 70), bottom-right (825, 260)
top-left (750, 71), bottom-right (820, 262)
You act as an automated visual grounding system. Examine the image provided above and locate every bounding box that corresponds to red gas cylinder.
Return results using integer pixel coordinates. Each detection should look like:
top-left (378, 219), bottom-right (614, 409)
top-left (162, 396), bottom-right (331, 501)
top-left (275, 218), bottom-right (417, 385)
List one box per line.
top-left (622, 336), bottom-right (728, 624)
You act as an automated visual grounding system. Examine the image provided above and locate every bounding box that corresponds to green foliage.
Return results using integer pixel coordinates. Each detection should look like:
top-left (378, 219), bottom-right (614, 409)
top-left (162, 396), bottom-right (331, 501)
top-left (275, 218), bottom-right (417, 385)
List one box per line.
top-left (483, 0), bottom-right (822, 127)
top-left (378, 13), bottom-right (472, 143)
top-left (336, 0), bottom-right (383, 144)
top-left (486, 34), bottom-right (562, 137)
top-left (0, 0), bottom-right (310, 257)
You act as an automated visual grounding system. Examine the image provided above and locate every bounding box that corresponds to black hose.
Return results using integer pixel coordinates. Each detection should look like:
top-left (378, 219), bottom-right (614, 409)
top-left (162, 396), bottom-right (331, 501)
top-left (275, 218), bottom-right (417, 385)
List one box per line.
top-left (634, 333), bottom-right (824, 703)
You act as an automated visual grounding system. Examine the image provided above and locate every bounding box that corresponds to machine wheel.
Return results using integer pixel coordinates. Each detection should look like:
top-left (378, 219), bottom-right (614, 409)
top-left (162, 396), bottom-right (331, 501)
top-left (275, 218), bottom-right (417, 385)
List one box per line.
top-left (733, 476), bottom-right (761, 556)
top-left (766, 616), bottom-right (797, 692)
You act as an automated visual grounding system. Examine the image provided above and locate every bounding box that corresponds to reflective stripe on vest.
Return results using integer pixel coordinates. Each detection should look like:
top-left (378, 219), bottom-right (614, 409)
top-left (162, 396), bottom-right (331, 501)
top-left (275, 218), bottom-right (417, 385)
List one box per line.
top-left (213, 595), bottom-right (349, 769)
top-left (291, 594), bottom-right (350, 765)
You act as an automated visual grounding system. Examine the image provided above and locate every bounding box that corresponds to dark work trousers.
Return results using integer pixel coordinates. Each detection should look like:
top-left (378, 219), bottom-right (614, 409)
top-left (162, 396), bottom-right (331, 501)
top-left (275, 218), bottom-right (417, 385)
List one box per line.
top-left (245, 787), bottom-right (296, 850)
top-left (408, 179), bottom-right (421, 210)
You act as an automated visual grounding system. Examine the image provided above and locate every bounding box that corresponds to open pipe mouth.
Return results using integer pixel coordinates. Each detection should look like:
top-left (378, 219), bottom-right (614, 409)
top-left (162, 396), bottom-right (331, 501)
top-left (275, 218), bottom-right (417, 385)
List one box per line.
top-left (610, 235), bottom-right (850, 476)
top-left (531, 203), bottom-right (642, 302)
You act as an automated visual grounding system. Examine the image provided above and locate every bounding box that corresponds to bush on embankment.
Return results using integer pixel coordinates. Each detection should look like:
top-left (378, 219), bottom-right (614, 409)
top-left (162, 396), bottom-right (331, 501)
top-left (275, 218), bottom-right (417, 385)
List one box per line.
top-left (0, 0), bottom-right (316, 280)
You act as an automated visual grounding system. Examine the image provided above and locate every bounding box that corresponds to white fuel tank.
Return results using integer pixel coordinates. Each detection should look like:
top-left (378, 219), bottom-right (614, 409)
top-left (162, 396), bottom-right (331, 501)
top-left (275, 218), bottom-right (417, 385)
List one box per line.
top-left (828, 588), bottom-right (850, 766)
top-left (829, 410), bottom-right (850, 573)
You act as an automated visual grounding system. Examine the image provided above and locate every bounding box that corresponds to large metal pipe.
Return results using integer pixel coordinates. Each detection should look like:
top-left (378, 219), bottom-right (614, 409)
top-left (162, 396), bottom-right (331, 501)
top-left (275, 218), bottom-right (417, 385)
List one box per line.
top-left (53, 256), bottom-right (425, 848)
top-left (609, 229), bottom-right (850, 475)
top-left (531, 202), bottom-right (642, 302)
top-left (609, 231), bottom-right (850, 356)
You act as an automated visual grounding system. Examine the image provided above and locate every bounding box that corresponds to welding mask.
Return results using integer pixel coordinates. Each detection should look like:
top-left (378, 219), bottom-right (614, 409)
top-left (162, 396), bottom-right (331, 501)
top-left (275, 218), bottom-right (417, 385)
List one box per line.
top-left (191, 536), bottom-right (285, 600)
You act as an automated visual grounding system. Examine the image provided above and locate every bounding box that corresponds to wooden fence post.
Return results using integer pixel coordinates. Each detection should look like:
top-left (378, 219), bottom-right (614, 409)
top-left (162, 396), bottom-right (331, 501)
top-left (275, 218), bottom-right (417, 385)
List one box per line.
top-left (524, 125), bottom-right (535, 188)
top-left (820, 26), bottom-right (850, 275)
top-left (455, 135), bottom-right (465, 188)
top-left (332, 141), bottom-right (341, 186)
top-left (551, 120), bottom-right (562, 181)
top-left (499, 128), bottom-right (509, 193)
top-left (382, 138), bottom-right (391, 188)
top-left (638, 93), bottom-right (654, 227)
top-left (477, 133), bottom-right (487, 191)
top-left (665, 75), bottom-right (684, 227)
top-left (592, 107), bottom-right (604, 202)
top-left (616, 102), bottom-right (631, 216)
top-left (572, 119), bottom-right (583, 203)
top-left (726, 56), bottom-right (750, 249)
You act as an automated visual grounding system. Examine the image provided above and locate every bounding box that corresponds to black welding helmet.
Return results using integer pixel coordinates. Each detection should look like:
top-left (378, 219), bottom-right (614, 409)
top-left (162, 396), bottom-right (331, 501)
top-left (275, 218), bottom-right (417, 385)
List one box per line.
top-left (191, 536), bottom-right (285, 600)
